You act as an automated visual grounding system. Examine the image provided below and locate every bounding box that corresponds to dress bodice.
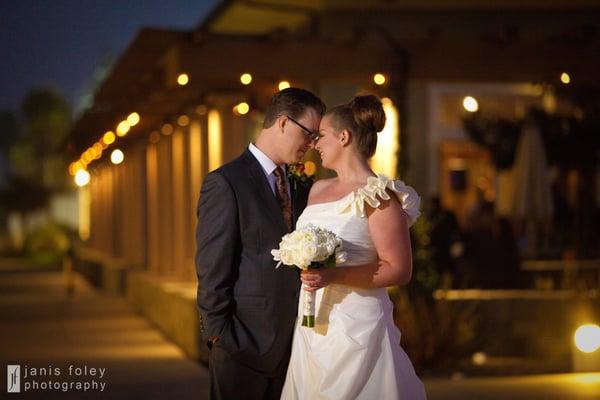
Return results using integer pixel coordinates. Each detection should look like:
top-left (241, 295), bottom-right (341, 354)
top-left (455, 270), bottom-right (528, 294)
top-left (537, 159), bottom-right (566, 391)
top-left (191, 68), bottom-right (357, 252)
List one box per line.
top-left (296, 174), bottom-right (420, 267)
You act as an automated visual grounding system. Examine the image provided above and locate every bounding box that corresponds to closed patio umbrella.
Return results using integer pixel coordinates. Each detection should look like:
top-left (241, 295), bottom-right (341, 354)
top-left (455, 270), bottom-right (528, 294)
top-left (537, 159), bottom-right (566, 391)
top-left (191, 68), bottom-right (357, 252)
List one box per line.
top-left (511, 120), bottom-right (554, 220)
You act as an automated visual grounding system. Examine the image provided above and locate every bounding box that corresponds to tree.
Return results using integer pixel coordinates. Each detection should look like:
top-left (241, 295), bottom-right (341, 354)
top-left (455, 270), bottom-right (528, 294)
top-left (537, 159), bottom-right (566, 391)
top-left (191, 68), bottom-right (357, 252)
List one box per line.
top-left (10, 88), bottom-right (71, 189)
top-left (0, 89), bottom-right (72, 253)
top-left (0, 111), bottom-right (20, 153)
top-left (0, 111), bottom-right (20, 190)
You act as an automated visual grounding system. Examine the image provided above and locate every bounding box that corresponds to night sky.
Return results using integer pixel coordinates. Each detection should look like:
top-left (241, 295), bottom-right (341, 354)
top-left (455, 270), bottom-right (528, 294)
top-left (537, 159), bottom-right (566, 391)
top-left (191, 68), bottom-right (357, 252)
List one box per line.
top-left (0, 0), bottom-right (218, 114)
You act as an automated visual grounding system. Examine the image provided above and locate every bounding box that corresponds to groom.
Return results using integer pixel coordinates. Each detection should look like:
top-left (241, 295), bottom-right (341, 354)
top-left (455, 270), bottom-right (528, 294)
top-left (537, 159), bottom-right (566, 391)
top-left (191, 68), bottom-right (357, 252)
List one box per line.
top-left (196, 88), bottom-right (325, 400)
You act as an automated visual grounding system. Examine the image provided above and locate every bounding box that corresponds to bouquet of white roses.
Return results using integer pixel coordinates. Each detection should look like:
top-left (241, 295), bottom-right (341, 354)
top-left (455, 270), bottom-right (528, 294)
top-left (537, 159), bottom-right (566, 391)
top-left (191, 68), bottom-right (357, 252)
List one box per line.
top-left (271, 224), bottom-right (347, 327)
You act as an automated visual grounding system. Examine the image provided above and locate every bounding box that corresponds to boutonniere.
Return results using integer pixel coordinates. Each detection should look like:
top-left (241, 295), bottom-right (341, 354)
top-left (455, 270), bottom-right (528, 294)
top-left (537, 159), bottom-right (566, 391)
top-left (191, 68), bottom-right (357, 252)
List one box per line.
top-left (286, 163), bottom-right (314, 190)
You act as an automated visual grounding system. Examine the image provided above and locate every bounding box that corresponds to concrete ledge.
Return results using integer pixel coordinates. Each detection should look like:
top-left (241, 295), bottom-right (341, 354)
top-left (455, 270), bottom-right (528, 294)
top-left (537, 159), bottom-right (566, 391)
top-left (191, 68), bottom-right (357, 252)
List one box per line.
top-left (73, 248), bottom-right (206, 363)
top-left (434, 289), bottom-right (600, 300)
top-left (126, 272), bottom-right (206, 363)
top-left (74, 247), bottom-right (128, 295)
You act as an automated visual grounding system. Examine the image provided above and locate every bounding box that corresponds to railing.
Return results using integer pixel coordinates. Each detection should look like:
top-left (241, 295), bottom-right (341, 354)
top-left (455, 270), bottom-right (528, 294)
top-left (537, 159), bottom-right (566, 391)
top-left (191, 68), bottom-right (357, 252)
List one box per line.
top-left (521, 259), bottom-right (600, 290)
top-left (433, 288), bottom-right (599, 300)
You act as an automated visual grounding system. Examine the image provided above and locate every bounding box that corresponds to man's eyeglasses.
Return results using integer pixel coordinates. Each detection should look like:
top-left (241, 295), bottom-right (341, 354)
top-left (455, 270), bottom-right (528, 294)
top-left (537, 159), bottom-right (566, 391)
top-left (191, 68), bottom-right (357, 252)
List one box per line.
top-left (285, 115), bottom-right (319, 142)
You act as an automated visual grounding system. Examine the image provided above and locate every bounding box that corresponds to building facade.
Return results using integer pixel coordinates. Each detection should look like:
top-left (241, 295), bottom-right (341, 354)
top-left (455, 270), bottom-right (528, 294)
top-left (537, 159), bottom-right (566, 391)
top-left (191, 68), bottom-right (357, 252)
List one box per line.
top-left (66, 0), bottom-right (600, 359)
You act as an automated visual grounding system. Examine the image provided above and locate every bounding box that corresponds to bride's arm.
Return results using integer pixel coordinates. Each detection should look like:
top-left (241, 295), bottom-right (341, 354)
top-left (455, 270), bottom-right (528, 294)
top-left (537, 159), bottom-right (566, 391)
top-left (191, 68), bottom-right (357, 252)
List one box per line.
top-left (302, 194), bottom-right (413, 290)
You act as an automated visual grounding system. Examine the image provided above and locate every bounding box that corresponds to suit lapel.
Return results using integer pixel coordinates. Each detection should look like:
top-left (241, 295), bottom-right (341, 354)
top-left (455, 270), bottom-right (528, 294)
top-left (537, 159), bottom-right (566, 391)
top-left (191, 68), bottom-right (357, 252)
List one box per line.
top-left (242, 150), bottom-right (288, 232)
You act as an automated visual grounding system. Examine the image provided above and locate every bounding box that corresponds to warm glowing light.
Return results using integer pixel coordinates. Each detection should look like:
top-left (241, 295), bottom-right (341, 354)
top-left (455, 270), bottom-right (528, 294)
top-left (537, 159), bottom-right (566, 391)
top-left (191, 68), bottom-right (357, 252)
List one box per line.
top-left (92, 143), bottom-right (103, 159)
top-left (177, 115), bottom-right (190, 126)
top-left (103, 131), bottom-right (116, 145)
top-left (240, 73), bottom-right (252, 85)
top-left (149, 131), bottom-right (161, 143)
top-left (448, 157), bottom-right (467, 170)
top-left (370, 97), bottom-right (399, 177)
top-left (69, 161), bottom-right (84, 176)
top-left (127, 112), bottom-right (140, 126)
top-left (177, 73), bottom-right (189, 86)
top-left (196, 105), bottom-right (207, 115)
top-left (111, 149), bottom-right (124, 165)
top-left (74, 169), bottom-right (90, 187)
top-left (116, 120), bottom-right (130, 136)
top-left (161, 123), bottom-right (173, 135)
top-left (472, 352), bottom-right (487, 365)
top-left (373, 73), bottom-right (386, 85)
top-left (575, 324), bottom-right (600, 353)
top-left (234, 102), bottom-right (250, 115)
top-left (189, 121), bottom-right (202, 210)
top-left (304, 161), bottom-right (316, 176)
top-left (572, 374), bottom-right (600, 384)
top-left (561, 72), bottom-right (571, 84)
top-left (463, 96), bottom-right (479, 112)
top-left (208, 110), bottom-right (222, 171)
top-left (278, 81), bottom-right (290, 91)
top-left (78, 185), bottom-right (90, 240)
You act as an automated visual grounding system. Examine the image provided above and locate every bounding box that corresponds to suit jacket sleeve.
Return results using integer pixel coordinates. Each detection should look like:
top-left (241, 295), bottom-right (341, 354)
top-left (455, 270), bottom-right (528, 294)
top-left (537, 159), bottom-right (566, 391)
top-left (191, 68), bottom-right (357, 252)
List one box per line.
top-left (195, 171), bottom-right (240, 345)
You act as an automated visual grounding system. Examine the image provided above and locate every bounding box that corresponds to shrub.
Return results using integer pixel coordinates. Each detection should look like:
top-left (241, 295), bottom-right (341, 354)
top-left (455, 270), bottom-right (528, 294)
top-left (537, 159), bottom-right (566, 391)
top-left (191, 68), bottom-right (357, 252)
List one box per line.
top-left (24, 222), bottom-right (72, 265)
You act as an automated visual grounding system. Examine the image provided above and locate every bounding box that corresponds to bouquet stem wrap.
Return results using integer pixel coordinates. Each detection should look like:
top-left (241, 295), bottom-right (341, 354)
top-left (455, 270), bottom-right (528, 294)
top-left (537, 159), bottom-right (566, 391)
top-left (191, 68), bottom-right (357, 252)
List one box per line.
top-left (302, 289), bottom-right (315, 327)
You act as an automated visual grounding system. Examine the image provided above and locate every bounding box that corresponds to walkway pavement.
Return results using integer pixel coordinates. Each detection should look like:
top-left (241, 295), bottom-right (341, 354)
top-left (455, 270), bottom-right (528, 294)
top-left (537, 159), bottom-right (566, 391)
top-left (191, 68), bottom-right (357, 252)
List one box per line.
top-left (0, 261), bottom-right (210, 399)
top-left (1, 260), bottom-right (599, 399)
top-left (426, 373), bottom-right (600, 399)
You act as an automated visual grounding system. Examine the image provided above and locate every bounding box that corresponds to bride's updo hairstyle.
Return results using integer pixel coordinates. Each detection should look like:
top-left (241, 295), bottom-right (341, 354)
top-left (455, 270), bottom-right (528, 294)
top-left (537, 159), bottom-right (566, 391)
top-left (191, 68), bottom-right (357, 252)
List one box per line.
top-left (326, 94), bottom-right (386, 159)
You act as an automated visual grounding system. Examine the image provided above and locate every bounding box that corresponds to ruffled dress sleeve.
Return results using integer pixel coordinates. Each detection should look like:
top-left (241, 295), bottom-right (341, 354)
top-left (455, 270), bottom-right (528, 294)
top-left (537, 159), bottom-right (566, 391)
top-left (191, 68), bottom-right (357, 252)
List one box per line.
top-left (336, 174), bottom-right (421, 226)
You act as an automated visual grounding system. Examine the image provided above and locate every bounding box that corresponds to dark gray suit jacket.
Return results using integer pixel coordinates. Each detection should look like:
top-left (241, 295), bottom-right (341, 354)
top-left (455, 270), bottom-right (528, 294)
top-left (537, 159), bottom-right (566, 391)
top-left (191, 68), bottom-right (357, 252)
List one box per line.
top-left (196, 149), bottom-right (310, 375)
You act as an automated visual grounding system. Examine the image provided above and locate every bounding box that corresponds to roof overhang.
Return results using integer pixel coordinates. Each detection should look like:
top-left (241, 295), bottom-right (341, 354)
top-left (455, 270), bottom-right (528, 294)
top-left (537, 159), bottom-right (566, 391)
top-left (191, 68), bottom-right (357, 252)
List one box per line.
top-left (66, 32), bottom-right (404, 155)
top-left (200, 0), bottom-right (600, 35)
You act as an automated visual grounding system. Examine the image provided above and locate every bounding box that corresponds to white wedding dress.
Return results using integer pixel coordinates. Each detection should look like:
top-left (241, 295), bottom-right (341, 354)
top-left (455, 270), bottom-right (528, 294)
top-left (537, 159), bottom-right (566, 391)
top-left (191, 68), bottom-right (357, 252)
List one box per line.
top-left (281, 175), bottom-right (427, 400)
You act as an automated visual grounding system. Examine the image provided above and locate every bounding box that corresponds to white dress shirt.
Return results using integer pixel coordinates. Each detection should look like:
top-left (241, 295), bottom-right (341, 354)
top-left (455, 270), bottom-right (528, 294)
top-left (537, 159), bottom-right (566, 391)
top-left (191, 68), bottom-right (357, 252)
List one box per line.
top-left (248, 143), bottom-right (290, 200)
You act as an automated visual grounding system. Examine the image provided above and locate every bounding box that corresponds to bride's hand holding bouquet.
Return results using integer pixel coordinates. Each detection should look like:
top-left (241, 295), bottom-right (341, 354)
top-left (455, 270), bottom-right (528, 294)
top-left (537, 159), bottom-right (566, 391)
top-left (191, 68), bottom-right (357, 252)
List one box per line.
top-left (271, 224), bottom-right (346, 327)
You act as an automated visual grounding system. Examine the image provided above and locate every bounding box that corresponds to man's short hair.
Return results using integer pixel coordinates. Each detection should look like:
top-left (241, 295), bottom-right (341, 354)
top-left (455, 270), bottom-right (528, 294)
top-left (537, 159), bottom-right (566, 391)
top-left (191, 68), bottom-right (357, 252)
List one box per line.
top-left (263, 88), bottom-right (326, 129)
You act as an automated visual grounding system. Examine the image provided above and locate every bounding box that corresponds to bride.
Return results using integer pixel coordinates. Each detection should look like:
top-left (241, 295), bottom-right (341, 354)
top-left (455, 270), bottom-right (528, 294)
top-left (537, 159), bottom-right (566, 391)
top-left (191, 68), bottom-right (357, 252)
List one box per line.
top-left (280, 95), bottom-right (426, 399)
